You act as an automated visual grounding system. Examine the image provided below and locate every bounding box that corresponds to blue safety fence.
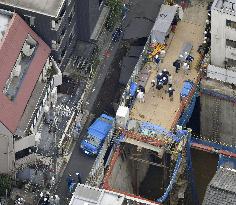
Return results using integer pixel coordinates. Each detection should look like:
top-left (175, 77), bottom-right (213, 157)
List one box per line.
top-left (191, 137), bottom-right (236, 154)
top-left (186, 136), bottom-right (200, 205)
top-left (217, 154), bottom-right (236, 169)
top-left (139, 121), bottom-right (180, 142)
top-left (178, 90), bottom-right (198, 127)
top-left (130, 82), bottom-right (138, 97)
top-left (156, 153), bottom-right (183, 203)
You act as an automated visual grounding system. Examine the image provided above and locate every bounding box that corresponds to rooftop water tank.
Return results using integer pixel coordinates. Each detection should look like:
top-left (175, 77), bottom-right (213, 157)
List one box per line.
top-left (116, 106), bottom-right (129, 128)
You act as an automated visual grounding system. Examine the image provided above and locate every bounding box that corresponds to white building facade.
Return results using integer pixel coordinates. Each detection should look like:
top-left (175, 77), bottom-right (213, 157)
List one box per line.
top-left (209, 0), bottom-right (236, 84)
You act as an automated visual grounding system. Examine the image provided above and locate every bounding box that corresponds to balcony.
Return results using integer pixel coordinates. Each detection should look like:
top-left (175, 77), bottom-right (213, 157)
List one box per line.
top-left (15, 153), bottom-right (36, 169)
top-left (225, 27), bottom-right (236, 42)
top-left (14, 134), bottom-right (36, 153)
top-left (51, 4), bottom-right (66, 31)
top-left (226, 46), bottom-right (236, 60)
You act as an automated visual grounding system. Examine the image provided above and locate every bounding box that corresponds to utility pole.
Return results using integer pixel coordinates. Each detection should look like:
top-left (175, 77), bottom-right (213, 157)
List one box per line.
top-left (49, 109), bottom-right (58, 184)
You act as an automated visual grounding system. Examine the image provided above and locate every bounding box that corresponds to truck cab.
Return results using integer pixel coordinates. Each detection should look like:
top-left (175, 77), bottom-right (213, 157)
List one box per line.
top-left (80, 114), bottom-right (114, 156)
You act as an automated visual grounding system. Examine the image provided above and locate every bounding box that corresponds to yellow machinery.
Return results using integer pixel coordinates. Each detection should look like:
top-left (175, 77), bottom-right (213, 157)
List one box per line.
top-left (148, 43), bottom-right (166, 59)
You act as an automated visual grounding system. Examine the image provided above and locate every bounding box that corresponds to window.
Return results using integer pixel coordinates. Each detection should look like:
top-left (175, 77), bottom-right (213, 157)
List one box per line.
top-left (226, 39), bottom-right (236, 48)
top-left (226, 19), bottom-right (236, 29)
top-left (24, 15), bottom-right (35, 27)
top-left (68, 33), bottom-right (73, 45)
top-left (15, 146), bottom-right (36, 160)
top-left (68, 5), bottom-right (75, 24)
top-left (226, 58), bottom-right (236, 67)
top-left (99, 0), bottom-right (103, 6)
top-left (61, 47), bottom-right (67, 59)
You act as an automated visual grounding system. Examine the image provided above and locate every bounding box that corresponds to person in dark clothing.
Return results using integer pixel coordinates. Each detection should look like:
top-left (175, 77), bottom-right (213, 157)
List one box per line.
top-left (76, 172), bottom-right (82, 184)
top-left (173, 60), bottom-right (181, 73)
top-left (186, 55), bottom-right (194, 63)
top-left (162, 69), bottom-right (170, 78)
top-left (156, 81), bottom-right (163, 98)
top-left (138, 85), bottom-right (145, 93)
top-left (156, 72), bottom-right (163, 82)
top-left (168, 87), bottom-right (175, 101)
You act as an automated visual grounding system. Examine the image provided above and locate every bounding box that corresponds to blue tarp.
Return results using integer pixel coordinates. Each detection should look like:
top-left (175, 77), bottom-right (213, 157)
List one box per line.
top-left (130, 82), bottom-right (138, 97)
top-left (180, 80), bottom-right (194, 99)
top-left (139, 121), bottom-right (181, 142)
top-left (88, 115), bottom-right (113, 140)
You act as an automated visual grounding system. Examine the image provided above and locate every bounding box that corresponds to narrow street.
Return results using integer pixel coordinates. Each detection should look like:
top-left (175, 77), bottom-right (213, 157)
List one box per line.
top-left (56, 0), bottom-right (164, 204)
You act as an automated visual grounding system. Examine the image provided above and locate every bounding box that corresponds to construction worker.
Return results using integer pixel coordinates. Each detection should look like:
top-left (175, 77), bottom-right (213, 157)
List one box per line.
top-left (168, 87), bottom-right (175, 101)
top-left (173, 59), bottom-right (181, 73)
top-left (168, 75), bottom-right (173, 87)
top-left (156, 72), bottom-right (163, 82)
top-left (137, 90), bottom-right (145, 103)
top-left (156, 81), bottom-right (163, 98)
top-left (162, 76), bottom-right (168, 92)
top-left (151, 79), bottom-right (156, 93)
top-left (163, 68), bottom-right (170, 79)
top-left (182, 62), bottom-right (190, 75)
top-left (159, 50), bottom-right (166, 62)
top-left (76, 172), bottom-right (82, 184)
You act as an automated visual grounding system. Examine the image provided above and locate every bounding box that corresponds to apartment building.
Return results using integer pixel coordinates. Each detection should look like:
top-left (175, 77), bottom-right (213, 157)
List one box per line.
top-left (0, 0), bottom-right (104, 70)
top-left (0, 11), bottom-right (61, 174)
top-left (211, 0), bottom-right (236, 68)
top-left (200, 0), bottom-right (236, 146)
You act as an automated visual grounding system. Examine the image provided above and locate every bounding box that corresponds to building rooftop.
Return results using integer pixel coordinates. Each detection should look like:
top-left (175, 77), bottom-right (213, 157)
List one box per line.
top-left (0, 0), bottom-right (66, 17)
top-left (202, 167), bottom-right (236, 205)
top-left (0, 9), bottom-right (11, 41)
top-left (130, 3), bottom-right (207, 130)
top-left (0, 13), bottom-right (50, 134)
top-left (212, 0), bottom-right (236, 15)
top-left (70, 183), bottom-right (158, 205)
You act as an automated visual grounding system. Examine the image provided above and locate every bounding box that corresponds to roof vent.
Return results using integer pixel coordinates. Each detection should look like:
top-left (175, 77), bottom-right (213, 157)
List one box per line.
top-left (13, 64), bottom-right (21, 77)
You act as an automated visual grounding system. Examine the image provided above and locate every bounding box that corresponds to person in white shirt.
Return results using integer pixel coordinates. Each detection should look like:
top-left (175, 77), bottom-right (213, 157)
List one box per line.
top-left (182, 62), bottom-right (190, 75)
top-left (137, 90), bottom-right (145, 103)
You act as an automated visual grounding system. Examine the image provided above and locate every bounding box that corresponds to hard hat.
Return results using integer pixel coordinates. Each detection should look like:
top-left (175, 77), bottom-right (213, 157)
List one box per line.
top-left (163, 68), bottom-right (167, 72)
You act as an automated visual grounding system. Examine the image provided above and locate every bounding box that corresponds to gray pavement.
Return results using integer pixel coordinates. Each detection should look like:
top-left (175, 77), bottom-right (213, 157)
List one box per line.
top-left (55, 1), bottom-right (164, 204)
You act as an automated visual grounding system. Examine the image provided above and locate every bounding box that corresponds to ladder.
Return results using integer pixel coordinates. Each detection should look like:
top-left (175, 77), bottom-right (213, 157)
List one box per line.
top-left (211, 97), bottom-right (220, 142)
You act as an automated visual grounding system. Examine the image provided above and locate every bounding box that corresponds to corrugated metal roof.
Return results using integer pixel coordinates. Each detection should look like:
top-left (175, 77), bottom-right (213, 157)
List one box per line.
top-left (202, 167), bottom-right (236, 205)
top-left (0, 13), bottom-right (50, 133)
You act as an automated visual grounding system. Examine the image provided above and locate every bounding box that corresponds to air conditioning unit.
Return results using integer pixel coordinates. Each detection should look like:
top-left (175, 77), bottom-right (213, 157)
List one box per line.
top-left (13, 64), bottom-right (21, 77)
top-left (51, 87), bottom-right (58, 106)
top-left (116, 106), bottom-right (129, 128)
top-left (51, 20), bottom-right (56, 29)
top-left (22, 42), bottom-right (34, 57)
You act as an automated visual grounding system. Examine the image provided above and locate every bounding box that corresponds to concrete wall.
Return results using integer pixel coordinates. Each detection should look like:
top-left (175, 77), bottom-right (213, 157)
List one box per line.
top-left (0, 134), bottom-right (14, 174)
top-left (109, 154), bottom-right (134, 193)
top-left (200, 79), bottom-right (236, 146)
top-left (77, 0), bottom-right (101, 41)
top-left (108, 145), bottom-right (151, 195)
top-left (211, 8), bottom-right (236, 67)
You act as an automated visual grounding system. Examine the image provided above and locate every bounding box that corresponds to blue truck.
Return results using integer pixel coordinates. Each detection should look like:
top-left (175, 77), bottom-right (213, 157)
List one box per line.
top-left (80, 114), bottom-right (114, 156)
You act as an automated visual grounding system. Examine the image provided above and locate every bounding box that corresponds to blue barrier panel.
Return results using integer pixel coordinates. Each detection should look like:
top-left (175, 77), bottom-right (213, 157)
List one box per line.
top-left (186, 136), bottom-right (200, 205)
top-left (217, 154), bottom-right (236, 169)
top-left (156, 153), bottom-right (183, 203)
top-left (191, 137), bottom-right (236, 154)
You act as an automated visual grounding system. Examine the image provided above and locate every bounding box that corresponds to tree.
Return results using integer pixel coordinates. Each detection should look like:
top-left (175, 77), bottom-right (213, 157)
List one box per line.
top-left (105, 0), bottom-right (123, 31)
top-left (0, 174), bottom-right (11, 197)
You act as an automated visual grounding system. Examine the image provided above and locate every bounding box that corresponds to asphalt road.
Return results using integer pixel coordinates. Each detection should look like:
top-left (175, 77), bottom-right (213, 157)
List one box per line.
top-left (55, 123), bottom-right (95, 205)
top-left (55, 0), bottom-right (164, 203)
